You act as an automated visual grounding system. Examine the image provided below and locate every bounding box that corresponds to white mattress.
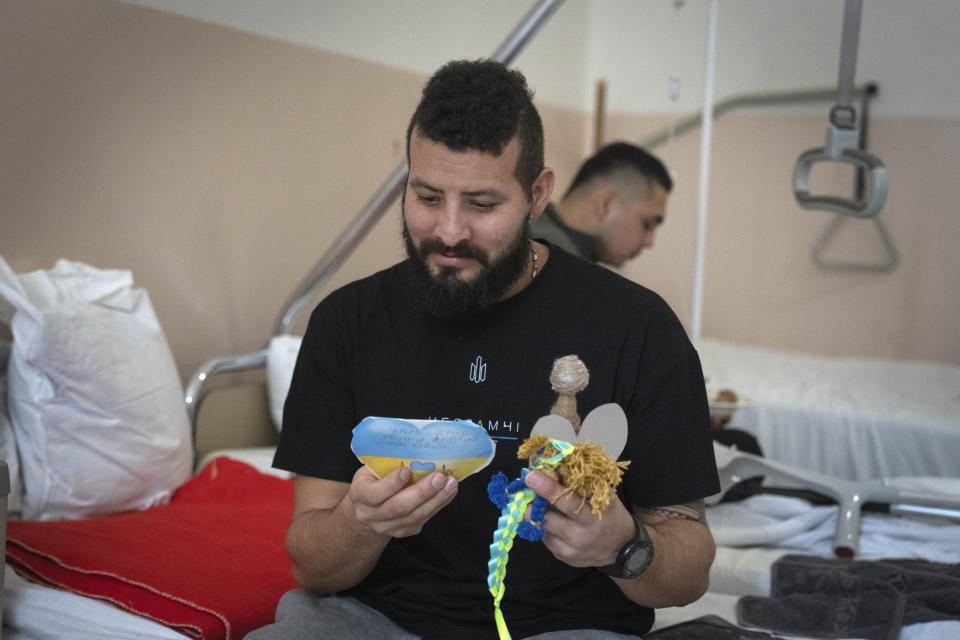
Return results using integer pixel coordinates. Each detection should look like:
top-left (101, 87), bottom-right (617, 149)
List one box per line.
top-left (698, 338), bottom-right (960, 480)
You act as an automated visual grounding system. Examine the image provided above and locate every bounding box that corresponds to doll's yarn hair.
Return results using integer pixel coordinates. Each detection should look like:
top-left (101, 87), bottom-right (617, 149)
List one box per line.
top-left (518, 434), bottom-right (630, 517)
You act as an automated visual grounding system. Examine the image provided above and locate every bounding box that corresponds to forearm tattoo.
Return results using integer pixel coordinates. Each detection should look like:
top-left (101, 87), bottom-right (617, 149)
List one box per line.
top-left (638, 500), bottom-right (708, 526)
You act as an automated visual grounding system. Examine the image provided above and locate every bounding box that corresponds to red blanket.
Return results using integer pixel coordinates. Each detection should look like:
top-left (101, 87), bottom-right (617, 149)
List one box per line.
top-left (6, 457), bottom-right (298, 640)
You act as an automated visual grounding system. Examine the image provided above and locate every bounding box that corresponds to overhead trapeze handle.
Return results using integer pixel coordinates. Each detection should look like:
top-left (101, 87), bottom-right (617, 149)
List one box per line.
top-left (792, 126), bottom-right (888, 219)
top-left (792, 0), bottom-right (887, 219)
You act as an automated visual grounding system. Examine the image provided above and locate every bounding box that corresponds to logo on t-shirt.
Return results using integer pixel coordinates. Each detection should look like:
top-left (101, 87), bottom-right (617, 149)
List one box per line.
top-left (469, 355), bottom-right (487, 383)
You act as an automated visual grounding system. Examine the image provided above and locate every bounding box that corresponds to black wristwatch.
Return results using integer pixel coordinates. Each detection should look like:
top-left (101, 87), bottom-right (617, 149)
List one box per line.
top-left (598, 513), bottom-right (654, 579)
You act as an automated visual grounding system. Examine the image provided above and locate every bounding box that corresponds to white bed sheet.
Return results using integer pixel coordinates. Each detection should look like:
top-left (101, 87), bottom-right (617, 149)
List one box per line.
top-left (2, 565), bottom-right (187, 640)
top-left (195, 447), bottom-right (290, 480)
top-left (698, 338), bottom-right (960, 481)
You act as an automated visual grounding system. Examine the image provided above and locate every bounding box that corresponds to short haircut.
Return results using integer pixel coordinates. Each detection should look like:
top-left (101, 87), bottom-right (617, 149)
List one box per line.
top-left (564, 142), bottom-right (673, 198)
top-left (406, 59), bottom-right (545, 200)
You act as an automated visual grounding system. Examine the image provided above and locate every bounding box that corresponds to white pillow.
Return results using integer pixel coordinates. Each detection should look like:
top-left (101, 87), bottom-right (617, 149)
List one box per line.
top-left (0, 258), bottom-right (192, 521)
top-left (0, 339), bottom-right (24, 515)
top-left (266, 334), bottom-right (303, 431)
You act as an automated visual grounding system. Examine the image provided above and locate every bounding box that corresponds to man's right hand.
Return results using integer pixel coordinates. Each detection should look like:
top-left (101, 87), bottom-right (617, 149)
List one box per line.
top-left (286, 465), bottom-right (459, 593)
top-left (347, 465), bottom-right (459, 538)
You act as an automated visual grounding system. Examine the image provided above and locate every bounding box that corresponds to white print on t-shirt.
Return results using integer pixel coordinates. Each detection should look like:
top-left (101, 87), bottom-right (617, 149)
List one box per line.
top-left (468, 355), bottom-right (487, 383)
top-left (428, 416), bottom-right (521, 440)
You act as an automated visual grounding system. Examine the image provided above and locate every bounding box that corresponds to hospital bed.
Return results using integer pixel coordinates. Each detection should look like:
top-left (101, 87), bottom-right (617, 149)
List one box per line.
top-left (4, 1), bottom-right (959, 636)
top-left (8, 300), bottom-right (958, 640)
top-left (698, 337), bottom-right (960, 481)
top-left (2, 276), bottom-right (959, 639)
top-left (3, 440), bottom-right (959, 640)
top-left (5, 116), bottom-right (959, 640)
top-left (6, 281), bottom-right (958, 640)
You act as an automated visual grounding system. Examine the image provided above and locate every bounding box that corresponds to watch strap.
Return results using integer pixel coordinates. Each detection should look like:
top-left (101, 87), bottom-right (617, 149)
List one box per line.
top-left (598, 512), bottom-right (654, 579)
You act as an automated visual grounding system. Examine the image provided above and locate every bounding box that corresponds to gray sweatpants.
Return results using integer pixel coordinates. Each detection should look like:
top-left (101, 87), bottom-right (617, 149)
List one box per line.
top-left (244, 589), bottom-right (642, 639)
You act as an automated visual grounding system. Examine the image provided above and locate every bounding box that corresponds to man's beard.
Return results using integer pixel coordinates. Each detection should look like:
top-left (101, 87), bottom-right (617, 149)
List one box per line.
top-left (402, 216), bottom-right (532, 322)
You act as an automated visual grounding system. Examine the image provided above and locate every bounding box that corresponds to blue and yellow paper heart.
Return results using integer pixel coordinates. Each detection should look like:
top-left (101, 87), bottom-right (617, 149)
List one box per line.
top-left (351, 417), bottom-right (496, 483)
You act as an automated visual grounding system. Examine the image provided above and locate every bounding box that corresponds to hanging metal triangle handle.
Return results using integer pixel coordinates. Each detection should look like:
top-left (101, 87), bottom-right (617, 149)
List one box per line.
top-left (810, 214), bottom-right (899, 272)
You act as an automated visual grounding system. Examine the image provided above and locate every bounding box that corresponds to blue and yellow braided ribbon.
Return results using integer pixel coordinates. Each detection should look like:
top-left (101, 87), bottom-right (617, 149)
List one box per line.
top-left (487, 439), bottom-right (574, 640)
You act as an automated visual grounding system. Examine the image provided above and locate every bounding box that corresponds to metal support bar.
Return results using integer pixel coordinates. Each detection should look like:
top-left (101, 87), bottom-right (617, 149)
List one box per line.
top-left (274, 164), bottom-right (408, 336)
top-left (640, 85), bottom-right (877, 150)
top-left (835, 0), bottom-right (863, 113)
top-left (184, 348), bottom-right (269, 441)
top-left (690, 0), bottom-right (719, 346)
top-left (489, 0), bottom-right (565, 67)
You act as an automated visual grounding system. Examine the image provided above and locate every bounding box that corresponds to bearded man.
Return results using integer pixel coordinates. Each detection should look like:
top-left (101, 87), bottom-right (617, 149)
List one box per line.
top-left (249, 59), bottom-right (719, 640)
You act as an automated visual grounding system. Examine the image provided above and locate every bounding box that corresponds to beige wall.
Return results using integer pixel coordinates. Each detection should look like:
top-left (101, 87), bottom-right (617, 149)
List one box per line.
top-left (1, 0), bottom-right (587, 385)
top-left (3, 0), bottom-right (958, 391)
top-left (610, 113), bottom-right (960, 363)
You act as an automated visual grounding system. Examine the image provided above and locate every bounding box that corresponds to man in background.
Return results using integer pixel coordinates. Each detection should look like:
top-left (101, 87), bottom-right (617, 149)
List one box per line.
top-left (537, 144), bottom-right (762, 453)
top-left (531, 142), bottom-right (671, 267)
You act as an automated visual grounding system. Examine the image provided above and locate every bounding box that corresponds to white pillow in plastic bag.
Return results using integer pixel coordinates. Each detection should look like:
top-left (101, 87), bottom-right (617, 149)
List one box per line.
top-left (0, 258), bottom-right (192, 520)
top-left (0, 339), bottom-right (24, 515)
top-left (266, 334), bottom-right (303, 431)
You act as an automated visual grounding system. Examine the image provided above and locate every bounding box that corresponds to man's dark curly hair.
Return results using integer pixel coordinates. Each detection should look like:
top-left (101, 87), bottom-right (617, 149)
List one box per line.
top-left (564, 142), bottom-right (673, 198)
top-left (406, 59), bottom-right (544, 201)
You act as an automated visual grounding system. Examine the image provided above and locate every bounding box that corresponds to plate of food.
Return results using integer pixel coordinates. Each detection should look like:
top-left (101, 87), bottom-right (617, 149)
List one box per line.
top-left (706, 388), bottom-right (751, 420)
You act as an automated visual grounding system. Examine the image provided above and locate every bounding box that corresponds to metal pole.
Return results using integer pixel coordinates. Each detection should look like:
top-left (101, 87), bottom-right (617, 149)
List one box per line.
top-left (275, 0), bottom-right (565, 335)
top-left (836, 0), bottom-right (863, 110)
top-left (639, 84), bottom-right (877, 150)
top-left (690, 0), bottom-right (719, 345)
top-left (274, 165), bottom-right (408, 335)
top-left (490, 0), bottom-right (565, 64)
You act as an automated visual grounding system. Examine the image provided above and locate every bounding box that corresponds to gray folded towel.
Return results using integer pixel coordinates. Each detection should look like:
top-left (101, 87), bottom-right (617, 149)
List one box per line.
top-left (737, 554), bottom-right (960, 640)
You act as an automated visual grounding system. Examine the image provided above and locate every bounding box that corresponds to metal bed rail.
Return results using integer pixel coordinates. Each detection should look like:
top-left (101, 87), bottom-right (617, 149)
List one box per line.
top-left (183, 0), bottom-right (566, 440)
top-left (184, 348), bottom-right (269, 441)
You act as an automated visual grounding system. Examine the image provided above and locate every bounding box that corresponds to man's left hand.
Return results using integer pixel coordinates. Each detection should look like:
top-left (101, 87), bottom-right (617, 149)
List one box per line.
top-left (523, 469), bottom-right (634, 569)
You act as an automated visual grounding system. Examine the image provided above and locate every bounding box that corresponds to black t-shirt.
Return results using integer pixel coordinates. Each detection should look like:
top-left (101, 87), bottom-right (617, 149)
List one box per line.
top-left (274, 245), bottom-right (719, 640)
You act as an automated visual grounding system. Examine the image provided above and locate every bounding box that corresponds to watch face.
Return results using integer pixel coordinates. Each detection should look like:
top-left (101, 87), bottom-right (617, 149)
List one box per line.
top-left (599, 516), bottom-right (654, 579)
top-left (625, 546), bottom-right (650, 574)
top-left (620, 537), bottom-right (654, 578)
